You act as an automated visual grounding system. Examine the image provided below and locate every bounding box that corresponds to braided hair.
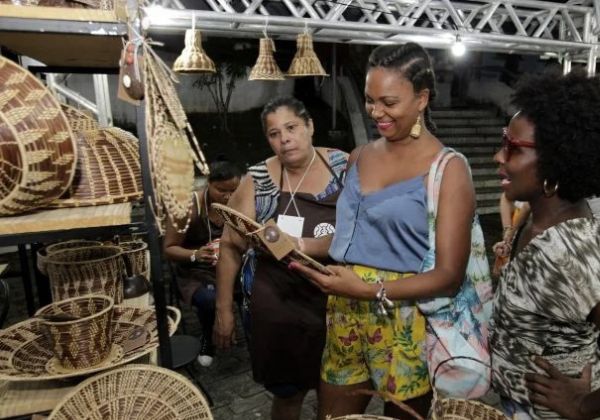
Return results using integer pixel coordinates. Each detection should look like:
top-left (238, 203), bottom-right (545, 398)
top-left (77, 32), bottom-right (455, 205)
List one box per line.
top-left (367, 43), bottom-right (437, 133)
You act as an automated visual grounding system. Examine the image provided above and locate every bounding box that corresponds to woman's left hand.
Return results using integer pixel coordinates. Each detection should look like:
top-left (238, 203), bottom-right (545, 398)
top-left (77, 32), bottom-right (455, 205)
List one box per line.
top-left (289, 263), bottom-right (373, 299)
top-left (525, 357), bottom-right (591, 420)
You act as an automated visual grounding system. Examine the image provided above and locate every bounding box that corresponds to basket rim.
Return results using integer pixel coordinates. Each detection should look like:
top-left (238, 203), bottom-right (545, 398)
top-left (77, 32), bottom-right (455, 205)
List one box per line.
top-left (44, 240), bottom-right (103, 256)
top-left (47, 363), bottom-right (213, 420)
top-left (119, 241), bottom-right (148, 253)
top-left (34, 294), bottom-right (114, 326)
top-left (46, 245), bottom-right (122, 265)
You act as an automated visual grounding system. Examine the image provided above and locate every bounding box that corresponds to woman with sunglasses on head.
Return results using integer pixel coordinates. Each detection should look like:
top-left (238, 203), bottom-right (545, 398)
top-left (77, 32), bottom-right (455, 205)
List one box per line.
top-left (490, 71), bottom-right (600, 419)
top-left (291, 43), bottom-right (492, 419)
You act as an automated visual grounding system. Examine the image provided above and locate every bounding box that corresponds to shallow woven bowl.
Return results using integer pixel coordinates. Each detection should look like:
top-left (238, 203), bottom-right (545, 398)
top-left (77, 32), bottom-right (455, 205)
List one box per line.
top-left (35, 295), bottom-right (114, 370)
top-left (326, 416), bottom-right (396, 420)
top-left (37, 239), bottom-right (102, 276)
top-left (431, 398), bottom-right (508, 420)
top-left (0, 56), bottom-right (77, 216)
top-left (45, 245), bottom-right (124, 303)
top-left (48, 364), bottom-right (213, 420)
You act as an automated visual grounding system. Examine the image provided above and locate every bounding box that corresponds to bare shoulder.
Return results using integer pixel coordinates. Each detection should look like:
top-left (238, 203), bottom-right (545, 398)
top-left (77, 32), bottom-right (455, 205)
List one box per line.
top-left (227, 174), bottom-right (256, 220)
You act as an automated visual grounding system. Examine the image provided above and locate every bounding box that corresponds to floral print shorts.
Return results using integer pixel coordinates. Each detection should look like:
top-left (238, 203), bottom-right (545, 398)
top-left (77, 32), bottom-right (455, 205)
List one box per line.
top-left (321, 265), bottom-right (431, 400)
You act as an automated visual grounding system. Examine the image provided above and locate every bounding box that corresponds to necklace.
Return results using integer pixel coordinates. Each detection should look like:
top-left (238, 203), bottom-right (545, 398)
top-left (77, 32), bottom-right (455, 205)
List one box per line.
top-left (282, 147), bottom-right (316, 216)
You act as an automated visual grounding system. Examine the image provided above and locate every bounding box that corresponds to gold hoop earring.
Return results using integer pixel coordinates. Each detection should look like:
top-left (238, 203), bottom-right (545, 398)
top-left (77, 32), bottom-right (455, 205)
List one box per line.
top-left (543, 179), bottom-right (559, 197)
top-left (409, 115), bottom-right (422, 139)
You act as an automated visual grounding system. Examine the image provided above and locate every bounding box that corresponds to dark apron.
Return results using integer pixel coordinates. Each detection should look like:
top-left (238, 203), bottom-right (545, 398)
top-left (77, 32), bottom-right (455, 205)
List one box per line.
top-left (249, 154), bottom-right (342, 389)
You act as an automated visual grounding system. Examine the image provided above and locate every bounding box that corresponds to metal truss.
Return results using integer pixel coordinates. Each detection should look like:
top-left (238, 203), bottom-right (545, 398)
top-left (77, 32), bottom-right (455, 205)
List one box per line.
top-left (145, 0), bottom-right (599, 59)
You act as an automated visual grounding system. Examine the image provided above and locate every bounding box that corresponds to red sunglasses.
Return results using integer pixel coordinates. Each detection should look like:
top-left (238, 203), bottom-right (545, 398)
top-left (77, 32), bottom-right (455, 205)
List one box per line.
top-left (501, 127), bottom-right (535, 160)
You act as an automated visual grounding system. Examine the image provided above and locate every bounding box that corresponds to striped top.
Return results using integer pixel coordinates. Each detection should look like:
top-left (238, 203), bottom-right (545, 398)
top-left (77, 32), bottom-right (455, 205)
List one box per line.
top-left (248, 148), bottom-right (347, 223)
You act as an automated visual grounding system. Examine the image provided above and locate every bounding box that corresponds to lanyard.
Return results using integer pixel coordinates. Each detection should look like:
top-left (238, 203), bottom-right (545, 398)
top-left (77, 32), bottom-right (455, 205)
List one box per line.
top-left (282, 147), bottom-right (316, 217)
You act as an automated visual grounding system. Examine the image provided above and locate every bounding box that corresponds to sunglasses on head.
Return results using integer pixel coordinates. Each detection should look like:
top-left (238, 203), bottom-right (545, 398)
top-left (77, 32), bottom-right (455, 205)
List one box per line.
top-left (501, 127), bottom-right (535, 160)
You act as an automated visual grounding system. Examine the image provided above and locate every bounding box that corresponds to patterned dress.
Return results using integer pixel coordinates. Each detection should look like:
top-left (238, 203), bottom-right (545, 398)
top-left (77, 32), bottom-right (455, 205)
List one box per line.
top-left (491, 217), bottom-right (600, 419)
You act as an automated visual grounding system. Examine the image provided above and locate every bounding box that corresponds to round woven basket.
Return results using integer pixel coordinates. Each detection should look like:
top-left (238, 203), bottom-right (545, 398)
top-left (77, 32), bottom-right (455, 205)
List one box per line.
top-left (37, 239), bottom-right (102, 276)
top-left (51, 127), bottom-right (143, 208)
top-left (326, 416), bottom-right (396, 420)
top-left (35, 295), bottom-right (114, 370)
top-left (0, 56), bottom-right (77, 216)
top-left (119, 240), bottom-right (149, 280)
top-left (48, 364), bottom-right (213, 420)
top-left (45, 245), bottom-right (124, 303)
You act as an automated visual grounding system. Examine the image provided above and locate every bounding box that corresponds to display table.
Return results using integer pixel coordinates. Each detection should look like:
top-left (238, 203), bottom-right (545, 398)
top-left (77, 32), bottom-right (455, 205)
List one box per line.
top-left (0, 379), bottom-right (75, 419)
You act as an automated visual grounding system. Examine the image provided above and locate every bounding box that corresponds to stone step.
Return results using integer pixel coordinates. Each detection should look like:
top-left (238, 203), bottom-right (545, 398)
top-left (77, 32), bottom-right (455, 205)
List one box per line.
top-left (431, 109), bottom-right (498, 118)
top-left (471, 167), bottom-right (497, 177)
top-left (449, 145), bottom-right (498, 156)
top-left (476, 190), bottom-right (502, 202)
top-left (441, 136), bottom-right (500, 144)
top-left (478, 205), bottom-right (500, 215)
top-left (466, 156), bottom-right (496, 165)
top-left (436, 126), bottom-right (501, 136)
top-left (474, 177), bottom-right (501, 189)
top-left (435, 118), bottom-right (506, 127)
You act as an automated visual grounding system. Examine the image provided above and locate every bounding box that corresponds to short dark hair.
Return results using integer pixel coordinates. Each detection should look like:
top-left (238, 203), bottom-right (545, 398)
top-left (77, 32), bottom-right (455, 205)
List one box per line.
top-left (260, 96), bottom-right (311, 134)
top-left (367, 43), bottom-right (437, 132)
top-left (208, 158), bottom-right (243, 183)
top-left (512, 71), bottom-right (600, 202)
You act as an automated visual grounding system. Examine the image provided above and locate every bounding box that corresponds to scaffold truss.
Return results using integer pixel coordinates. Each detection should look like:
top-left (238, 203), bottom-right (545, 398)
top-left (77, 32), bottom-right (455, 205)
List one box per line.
top-left (144, 0), bottom-right (599, 62)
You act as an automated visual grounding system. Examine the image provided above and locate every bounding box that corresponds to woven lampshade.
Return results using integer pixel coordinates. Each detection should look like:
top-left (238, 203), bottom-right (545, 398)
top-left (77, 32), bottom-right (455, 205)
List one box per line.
top-left (173, 29), bottom-right (216, 73)
top-left (249, 37), bottom-right (285, 81)
top-left (287, 32), bottom-right (328, 77)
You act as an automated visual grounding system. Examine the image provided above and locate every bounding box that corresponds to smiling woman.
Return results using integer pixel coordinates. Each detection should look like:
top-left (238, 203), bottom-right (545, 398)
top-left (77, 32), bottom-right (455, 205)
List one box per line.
top-left (490, 71), bottom-right (600, 419)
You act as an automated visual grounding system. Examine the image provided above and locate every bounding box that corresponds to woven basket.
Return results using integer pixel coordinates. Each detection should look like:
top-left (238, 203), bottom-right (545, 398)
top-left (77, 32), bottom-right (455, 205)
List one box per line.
top-left (51, 127), bottom-right (143, 208)
top-left (120, 240), bottom-right (150, 280)
top-left (60, 104), bottom-right (99, 132)
top-left (0, 305), bottom-right (180, 381)
top-left (37, 239), bottom-right (102, 275)
top-left (326, 416), bottom-right (396, 419)
top-left (48, 364), bottom-right (213, 420)
top-left (0, 56), bottom-right (76, 216)
top-left (45, 245), bottom-right (124, 303)
top-left (35, 295), bottom-right (114, 370)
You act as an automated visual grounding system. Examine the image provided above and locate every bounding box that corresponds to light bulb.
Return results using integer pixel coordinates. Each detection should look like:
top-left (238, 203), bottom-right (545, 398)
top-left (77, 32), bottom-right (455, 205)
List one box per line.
top-left (451, 37), bottom-right (466, 57)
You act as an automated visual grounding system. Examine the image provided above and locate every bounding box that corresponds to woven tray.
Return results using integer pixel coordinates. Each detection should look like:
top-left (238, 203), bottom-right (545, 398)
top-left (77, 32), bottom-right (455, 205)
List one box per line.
top-left (0, 305), bottom-right (180, 381)
top-left (51, 127), bottom-right (143, 208)
top-left (212, 203), bottom-right (330, 274)
top-left (0, 56), bottom-right (76, 216)
top-left (48, 364), bottom-right (212, 420)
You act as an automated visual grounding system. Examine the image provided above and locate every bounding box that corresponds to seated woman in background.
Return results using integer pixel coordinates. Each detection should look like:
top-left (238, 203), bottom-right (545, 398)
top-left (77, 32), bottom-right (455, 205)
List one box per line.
top-left (491, 71), bottom-right (600, 419)
top-left (164, 159), bottom-right (242, 367)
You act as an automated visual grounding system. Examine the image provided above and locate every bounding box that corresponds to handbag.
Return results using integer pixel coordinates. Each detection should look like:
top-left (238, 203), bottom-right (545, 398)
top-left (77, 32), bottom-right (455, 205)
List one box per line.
top-left (417, 147), bottom-right (494, 399)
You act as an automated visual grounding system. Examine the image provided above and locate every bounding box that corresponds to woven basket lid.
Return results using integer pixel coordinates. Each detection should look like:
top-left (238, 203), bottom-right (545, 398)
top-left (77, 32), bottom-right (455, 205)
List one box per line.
top-left (173, 29), bottom-right (216, 73)
top-left (287, 33), bottom-right (328, 77)
top-left (249, 37), bottom-right (285, 81)
top-left (48, 364), bottom-right (212, 420)
top-left (50, 127), bottom-right (143, 208)
top-left (0, 56), bottom-right (77, 216)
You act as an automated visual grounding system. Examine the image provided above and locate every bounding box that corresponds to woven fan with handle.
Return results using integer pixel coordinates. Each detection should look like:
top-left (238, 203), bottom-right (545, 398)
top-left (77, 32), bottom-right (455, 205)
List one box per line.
top-left (212, 203), bottom-right (331, 275)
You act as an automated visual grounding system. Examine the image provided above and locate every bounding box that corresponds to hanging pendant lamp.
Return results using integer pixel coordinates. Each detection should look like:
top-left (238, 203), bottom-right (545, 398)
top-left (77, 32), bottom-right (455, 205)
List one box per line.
top-left (248, 37), bottom-right (285, 81)
top-left (173, 29), bottom-right (216, 73)
top-left (287, 32), bottom-right (328, 77)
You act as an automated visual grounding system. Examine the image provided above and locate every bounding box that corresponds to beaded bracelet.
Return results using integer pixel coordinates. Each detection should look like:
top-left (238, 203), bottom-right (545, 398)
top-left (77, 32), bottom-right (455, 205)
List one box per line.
top-left (375, 279), bottom-right (394, 316)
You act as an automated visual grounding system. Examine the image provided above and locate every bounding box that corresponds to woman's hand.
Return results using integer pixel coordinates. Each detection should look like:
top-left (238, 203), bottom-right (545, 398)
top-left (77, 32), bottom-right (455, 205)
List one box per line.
top-left (213, 307), bottom-right (236, 350)
top-left (525, 357), bottom-right (592, 420)
top-left (289, 263), bottom-right (373, 299)
top-left (492, 240), bottom-right (511, 258)
top-left (196, 245), bottom-right (217, 263)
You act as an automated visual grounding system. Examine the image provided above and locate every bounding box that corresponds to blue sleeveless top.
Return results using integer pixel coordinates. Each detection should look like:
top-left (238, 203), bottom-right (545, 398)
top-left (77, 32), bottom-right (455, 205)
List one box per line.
top-left (329, 163), bottom-right (428, 273)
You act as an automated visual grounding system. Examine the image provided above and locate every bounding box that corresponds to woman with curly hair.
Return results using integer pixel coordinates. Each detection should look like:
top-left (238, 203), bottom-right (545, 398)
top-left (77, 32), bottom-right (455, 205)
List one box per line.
top-left (491, 71), bottom-right (600, 419)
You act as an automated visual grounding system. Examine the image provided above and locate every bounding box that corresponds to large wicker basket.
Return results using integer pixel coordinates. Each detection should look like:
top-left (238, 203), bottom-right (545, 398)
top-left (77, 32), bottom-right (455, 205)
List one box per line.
top-left (47, 364), bottom-right (213, 419)
top-left (51, 127), bottom-right (143, 208)
top-left (35, 295), bottom-right (114, 370)
top-left (37, 239), bottom-right (102, 276)
top-left (45, 245), bottom-right (124, 303)
top-left (0, 56), bottom-right (77, 216)
top-left (120, 240), bottom-right (149, 280)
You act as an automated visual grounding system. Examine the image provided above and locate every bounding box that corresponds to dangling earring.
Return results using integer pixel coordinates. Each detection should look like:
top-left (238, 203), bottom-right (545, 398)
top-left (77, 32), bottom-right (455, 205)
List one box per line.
top-left (543, 179), bottom-right (559, 197)
top-left (409, 115), bottom-right (422, 139)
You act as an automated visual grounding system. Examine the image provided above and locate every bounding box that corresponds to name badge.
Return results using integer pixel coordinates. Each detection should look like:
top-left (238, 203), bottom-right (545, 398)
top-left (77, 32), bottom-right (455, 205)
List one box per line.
top-left (277, 214), bottom-right (304, 238)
